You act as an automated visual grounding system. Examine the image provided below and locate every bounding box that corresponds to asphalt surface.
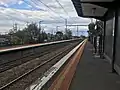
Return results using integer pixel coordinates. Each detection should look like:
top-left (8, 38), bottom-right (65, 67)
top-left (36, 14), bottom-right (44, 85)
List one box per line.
top-left (70, 42), bottom-right (120, 90)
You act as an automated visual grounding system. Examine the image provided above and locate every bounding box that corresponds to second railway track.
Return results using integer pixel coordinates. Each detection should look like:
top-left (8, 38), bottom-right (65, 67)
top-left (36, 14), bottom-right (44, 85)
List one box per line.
top-left (0, 40), bottom-right (81, 90)
top-left (0, 44), bottom-right (62, 73)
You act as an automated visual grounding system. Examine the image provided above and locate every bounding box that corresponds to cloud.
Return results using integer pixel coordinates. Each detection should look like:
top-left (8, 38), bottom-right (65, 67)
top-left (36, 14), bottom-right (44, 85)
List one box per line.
top-left (0, 0), bottom-right (21, 5)
top-left (0, 0), bottom-right (91, 35)
top-left (18, 1), bottom-right (24, 5)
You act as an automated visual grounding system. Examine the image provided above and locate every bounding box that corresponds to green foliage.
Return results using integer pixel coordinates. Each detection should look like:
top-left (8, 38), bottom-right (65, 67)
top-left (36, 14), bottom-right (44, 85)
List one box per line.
top-left (95, 21), bottom-right (104, 35)
top-left (8, 23), bottom-right (45, 44)
top-left (55, 31), bottom-right (63, 40)
top-left (55, 29), bottom-right (72, 41)
top-left (8, 23), bottom-right (73, 45)
top-left (64, 29), bottom-right (72, 39)
top-left (88, 23), bottom-right (98, 36)
top-left (27, 23), bottom-right (39, 43)
top-left (88, 21), bottom-right (104, 36)
top-left (88, 23), bottom-right (95, 34)
top-left (40, 31), bottom-right (48, 42)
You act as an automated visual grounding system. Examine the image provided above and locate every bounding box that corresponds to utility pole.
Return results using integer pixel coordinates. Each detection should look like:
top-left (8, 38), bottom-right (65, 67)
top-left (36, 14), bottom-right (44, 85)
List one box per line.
top-left (65, 19), bottom-right (67, 31)
top-left (39, 21), bottom-right (43, 31)
top-left (13, 23), bottom-right (14, 31)
top-left (52, 29), bottom-right (54, 34)
top-left (13, 22), bottom-right (17, 32)
top-left (39, 21), bottom-right (43, 43)
top-left (26, 22), bottom-right (29, 27)
top-left (77, 25), bottom-right (78, 36)
top-left (91, 18), bottom-right (93, 23)
top-left (56, 26), bottom-right (58, 32)
top-left (15, 23), bottom-right (17, 31)
top-left (56, 26), bottom-right (59, 32)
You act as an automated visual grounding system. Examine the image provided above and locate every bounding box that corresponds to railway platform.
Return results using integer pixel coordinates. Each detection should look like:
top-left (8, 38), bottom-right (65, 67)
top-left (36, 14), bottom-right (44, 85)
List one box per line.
top-left (49, 41), bottom-right (120, 90)
top-left (1, 39), bottom-right (120, 90)
top-left (70, 42), bottom-right (120, 90)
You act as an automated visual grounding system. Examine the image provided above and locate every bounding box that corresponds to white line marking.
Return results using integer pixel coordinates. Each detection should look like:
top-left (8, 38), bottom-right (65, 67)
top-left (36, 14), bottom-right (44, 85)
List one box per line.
top-left (0, 39), bottom-right (79, 53)
top-left (25, 40), bottom-right (85, 90)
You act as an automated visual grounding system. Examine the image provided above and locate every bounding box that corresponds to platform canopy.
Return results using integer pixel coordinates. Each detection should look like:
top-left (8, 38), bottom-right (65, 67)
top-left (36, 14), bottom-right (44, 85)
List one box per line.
top-left (71, 0), bottom-right (117, 20)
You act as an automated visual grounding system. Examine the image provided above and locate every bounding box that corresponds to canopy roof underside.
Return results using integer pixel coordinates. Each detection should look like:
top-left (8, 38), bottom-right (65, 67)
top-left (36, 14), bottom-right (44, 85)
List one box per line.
top-left (71, 0), bottom-right (118, 20)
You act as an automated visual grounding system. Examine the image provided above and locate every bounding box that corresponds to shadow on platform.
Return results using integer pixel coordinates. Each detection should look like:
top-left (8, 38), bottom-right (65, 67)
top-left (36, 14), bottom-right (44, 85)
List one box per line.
top-left (70, 42), bottom-right (120, 90)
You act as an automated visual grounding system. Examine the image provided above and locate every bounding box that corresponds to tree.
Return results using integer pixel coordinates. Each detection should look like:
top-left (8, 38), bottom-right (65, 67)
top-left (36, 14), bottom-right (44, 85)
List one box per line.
top-left (88, 20), bottom-right (104, 56)
top-left (47, 33), bottom-right (55, 41)
top-left (88, 22), bottom-right (98, 53)
top-left (26, 23), bottom-right (39, 43)
top-left (88, 23), bottom-right (95, 43)
top-left (88, 22), bottom-right (99, 36)
top-left (15, 30), bottom-right (25, 44)
top-left (40, 31), bottom-right (48, 42)
top-left (95, 20), bottom-right (104, 57)
top-left (64, 29), bottom-right (72, 39)
top-left (95, 21), bottom-right (104, 36)
top-left (55, 31), bottom-right (63, 40)
top-left (8, 23), bottom-right (40, 44)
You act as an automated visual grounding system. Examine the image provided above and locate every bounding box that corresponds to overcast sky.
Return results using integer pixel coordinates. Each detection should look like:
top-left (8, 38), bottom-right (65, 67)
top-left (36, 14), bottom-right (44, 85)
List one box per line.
top-left (0, 0), bottom-right (94, 36)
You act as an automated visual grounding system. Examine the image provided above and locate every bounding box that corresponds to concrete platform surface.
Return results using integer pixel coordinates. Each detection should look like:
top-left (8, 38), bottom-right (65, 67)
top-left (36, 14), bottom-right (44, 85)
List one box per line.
top-left (70, 42), bottom-right (120, 90)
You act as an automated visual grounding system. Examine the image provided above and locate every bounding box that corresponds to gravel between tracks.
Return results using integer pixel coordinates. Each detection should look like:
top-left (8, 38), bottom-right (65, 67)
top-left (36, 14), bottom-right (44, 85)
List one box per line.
top-left (0, 41), bottom-right (80, 90)
top-left (0, 44), bottom-right (63, 72)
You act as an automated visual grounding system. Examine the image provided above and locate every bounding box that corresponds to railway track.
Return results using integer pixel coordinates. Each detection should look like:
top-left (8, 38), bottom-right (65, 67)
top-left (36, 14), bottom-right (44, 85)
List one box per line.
top-left (0, 45), bottom-right (59, 72)
top-left (0, 42), bottom-right (69, 72)
top-left (0, 41), bottom-right (81, 90)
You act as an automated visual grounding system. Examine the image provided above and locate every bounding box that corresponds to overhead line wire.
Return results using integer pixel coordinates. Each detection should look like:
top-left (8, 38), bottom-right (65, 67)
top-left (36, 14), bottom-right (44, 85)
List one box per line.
top-left (55, 0), bottom-right (77, 24)
top-left (30, 0), bottom-right (64, 24)
top-left (36, 0), bottom-right (66, 20)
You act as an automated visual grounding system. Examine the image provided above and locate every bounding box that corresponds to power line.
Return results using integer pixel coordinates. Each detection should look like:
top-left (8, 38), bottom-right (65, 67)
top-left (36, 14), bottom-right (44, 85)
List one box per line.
top-left (12, 9), bottom-right (31, 18)
top-left (24, 0), bottom-right (63, 24)
top-left (35, 0), bottom-right (70, 31)
top-left (23, 0), bottom-right (43, 18)
top-left (36, 0), bottom-right (65, 20)
top-left (30, 0), bottom-right (57, 20)
top-left (55, 0), bottom-right (68, 15)
top-left (0, 0), bottom-right (70, 31)
top-left (0, 9), bottom-right (31, 28)
top-left (0, 11), bottom-right (27, 22)
top-left (7, 0), bottom-right (67, 25)
top-left (24, 0), bottom-right (61, 22)
top-left (16, 1), bottom-right (57, 24)
top-left (0, 5), bottom-right (32, 21)
top-left (23, 0), bottom-right (58, 23)
top-left (25, 0), bottom-right (67, 32)
top-left (0, 6), bottom-right (31, 23)
top-left (30, 0), bottom-right (65, 24)
top-left (55, 0), bottom-right (76, 23)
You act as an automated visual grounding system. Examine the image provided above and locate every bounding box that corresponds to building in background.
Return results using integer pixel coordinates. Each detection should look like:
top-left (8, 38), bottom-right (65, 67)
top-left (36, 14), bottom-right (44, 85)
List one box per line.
top-left (0, 35), bottom-right (11, 46)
